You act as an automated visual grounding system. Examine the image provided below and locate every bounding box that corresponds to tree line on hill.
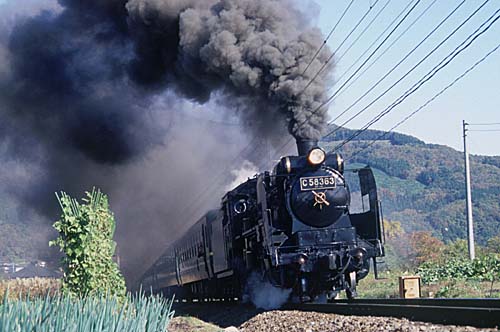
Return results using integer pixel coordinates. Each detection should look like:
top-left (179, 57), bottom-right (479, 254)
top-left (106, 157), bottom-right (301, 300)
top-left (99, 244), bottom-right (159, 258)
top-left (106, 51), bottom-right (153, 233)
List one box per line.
top-left (323, 125), bottom-right (500, 246)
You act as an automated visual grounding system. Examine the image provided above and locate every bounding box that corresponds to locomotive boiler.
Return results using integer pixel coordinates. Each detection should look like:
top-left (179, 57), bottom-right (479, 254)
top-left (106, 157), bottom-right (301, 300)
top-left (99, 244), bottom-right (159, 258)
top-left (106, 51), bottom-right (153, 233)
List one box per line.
top-left (140, 138), bottom-right (385, 302)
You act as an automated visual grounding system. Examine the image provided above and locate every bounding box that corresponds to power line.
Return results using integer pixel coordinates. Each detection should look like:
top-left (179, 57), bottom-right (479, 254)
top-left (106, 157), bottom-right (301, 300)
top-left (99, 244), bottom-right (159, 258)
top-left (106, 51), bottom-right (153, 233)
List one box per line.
top-left (167, 3), bottom-right (500, 229)
top-left (315, 0), bottom-right (422, 110)
top-left (168, 5), bottom-right (498, 245)
top-left (331, 0), bottom-right (382, 56)
top-left (347, 41), bottom-right (500, 159)
top-left (325, 0), bottom-right (496, 141)
top-left (335, 0), bottom-right (392, 64)
top-left (468, 129), bottom-right (500, 132)
top-left (333, 0), bottom-right (428, 93)
top-left (328, 0), bottom-right (487, 132)
top-left (300, 0), bottom-right (355, 76)
top-left (329, 0), bottom-right (462, 124)
top-left (274, 0), bottom-right (423, 159)
top-left (330, 9), bottom-right (500, 152)
top-left (299, 0), bottom-right (381, 95)
top-left (468, 122), bottom-right (500, 126)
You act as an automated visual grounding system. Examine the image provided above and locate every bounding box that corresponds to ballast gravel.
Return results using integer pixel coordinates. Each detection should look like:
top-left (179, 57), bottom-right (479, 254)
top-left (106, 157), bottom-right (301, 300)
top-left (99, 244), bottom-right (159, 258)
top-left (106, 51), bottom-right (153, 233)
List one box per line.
top-left (237, 310), bottom-right (496, 332)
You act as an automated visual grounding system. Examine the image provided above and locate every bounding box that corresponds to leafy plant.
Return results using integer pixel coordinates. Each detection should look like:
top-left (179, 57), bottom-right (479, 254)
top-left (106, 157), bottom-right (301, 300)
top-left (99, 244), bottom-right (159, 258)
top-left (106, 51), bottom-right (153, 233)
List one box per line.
top-left (49, 188), bottom-right (126, 298)
top-left (0, 292), bottom-right (174, 332)
top-left (486, 234), bottom-right (500, 254)
top-left (417, 254), bottom-right (500, 284)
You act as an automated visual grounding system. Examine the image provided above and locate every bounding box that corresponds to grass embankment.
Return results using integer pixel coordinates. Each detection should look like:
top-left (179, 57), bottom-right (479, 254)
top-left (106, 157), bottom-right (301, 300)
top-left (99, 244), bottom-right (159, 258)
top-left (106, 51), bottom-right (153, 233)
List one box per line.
top-left (357, 271), bottom-right (500, 298)
top-left (0, 278), bottom-right (174, 332)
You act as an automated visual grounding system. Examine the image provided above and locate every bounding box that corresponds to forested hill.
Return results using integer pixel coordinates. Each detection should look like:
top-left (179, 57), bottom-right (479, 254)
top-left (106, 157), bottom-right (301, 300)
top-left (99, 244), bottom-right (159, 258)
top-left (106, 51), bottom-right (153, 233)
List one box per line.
top-left (321, 125), bottom-right (500, 244)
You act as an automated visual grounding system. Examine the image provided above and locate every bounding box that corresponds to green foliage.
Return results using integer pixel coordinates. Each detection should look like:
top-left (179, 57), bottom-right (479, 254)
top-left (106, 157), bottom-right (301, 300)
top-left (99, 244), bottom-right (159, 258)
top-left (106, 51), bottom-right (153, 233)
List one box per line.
top-left (487, 234), bottom-right (500, 253)
top-left (443, 239), bottom-right (469, 258)
top-left (380, 225), bottom-right (445, 272)
top-left (477, 155), bottom-right (500, 169)
top-left (417, 254), bottom-right (500, 284)
top-left (356, 271), bottom-right (400, 299)
top-left (433, 280), bottom-right (470, 298)
top-left (49, 188), bottom-right (126, 298)
top-left (0, 292), bottom-right (174, 332)
top-left (357, 269), bottom-right (500, 298)
top-left (408, 231), bottom-right (445, 267)
top-left (323, 125), bottom-right (424, 146)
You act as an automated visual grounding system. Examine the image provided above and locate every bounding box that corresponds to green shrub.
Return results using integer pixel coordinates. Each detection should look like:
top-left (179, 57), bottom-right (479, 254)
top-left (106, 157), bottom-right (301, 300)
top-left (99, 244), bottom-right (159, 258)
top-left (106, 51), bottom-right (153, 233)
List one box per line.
top-left (0, 292), bottom-right (174, 332)
top-left (50, 188), bottom-right (126, 298)
top-left (418, 254), bottom-right (500, 284)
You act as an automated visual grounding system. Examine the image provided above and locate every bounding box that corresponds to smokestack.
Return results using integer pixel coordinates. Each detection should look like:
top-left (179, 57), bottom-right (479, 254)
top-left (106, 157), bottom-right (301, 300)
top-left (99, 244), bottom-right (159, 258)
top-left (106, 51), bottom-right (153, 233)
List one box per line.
top-left (296, 137), bottom-right (318, 156)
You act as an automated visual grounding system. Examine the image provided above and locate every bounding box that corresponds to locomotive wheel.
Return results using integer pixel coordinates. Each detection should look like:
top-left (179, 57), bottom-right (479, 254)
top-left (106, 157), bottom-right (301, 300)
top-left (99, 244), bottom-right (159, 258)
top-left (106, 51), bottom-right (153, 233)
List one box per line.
top-left (300, 295), bottom-right (312, 303)
top-left (326, 290), bottom-right (339, 302)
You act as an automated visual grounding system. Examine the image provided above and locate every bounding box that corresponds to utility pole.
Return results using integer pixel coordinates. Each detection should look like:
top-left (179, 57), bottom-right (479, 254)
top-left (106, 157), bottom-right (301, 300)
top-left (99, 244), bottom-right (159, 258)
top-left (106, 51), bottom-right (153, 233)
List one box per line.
top-left (462, 120), bottom-right (475, 260)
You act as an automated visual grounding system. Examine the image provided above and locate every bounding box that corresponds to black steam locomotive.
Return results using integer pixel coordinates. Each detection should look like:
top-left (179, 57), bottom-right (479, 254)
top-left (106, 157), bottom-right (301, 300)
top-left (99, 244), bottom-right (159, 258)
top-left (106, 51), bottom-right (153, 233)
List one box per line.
top-left (140, 139), bottom-right (384, 301)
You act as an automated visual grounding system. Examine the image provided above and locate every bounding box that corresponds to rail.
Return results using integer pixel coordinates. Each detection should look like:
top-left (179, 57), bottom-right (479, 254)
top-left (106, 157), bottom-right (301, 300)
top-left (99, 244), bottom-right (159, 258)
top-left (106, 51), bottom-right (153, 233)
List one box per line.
top-left (284, 298), bottom-right (500, 328)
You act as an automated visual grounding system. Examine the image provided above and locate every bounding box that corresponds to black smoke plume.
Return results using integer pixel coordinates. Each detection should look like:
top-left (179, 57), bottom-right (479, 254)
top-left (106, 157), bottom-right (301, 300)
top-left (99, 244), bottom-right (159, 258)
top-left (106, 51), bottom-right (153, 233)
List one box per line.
top-left (0, 0), bottom-right (332, 282)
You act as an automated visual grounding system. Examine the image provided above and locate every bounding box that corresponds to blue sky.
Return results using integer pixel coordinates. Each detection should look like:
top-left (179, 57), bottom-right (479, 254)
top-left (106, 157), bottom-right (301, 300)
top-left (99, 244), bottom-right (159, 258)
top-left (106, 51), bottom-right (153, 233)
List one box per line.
top-left (312, 0), bottom-right (500, 156)
top-left (1, 0), bottom-right (498, 155)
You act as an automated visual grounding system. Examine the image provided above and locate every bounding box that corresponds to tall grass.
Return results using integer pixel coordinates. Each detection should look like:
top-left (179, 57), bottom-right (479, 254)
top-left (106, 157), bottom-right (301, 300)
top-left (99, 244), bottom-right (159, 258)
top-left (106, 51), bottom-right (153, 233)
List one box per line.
top-left (0, 278), bottom-right (60, 302)
top-left (0, 292), bottom-right (174, 332)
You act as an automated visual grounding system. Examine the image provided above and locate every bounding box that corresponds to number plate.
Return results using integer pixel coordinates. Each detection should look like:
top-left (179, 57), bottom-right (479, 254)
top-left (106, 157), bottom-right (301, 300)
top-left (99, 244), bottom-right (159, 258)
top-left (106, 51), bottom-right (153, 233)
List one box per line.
top-left (299, 176), bottom-right (336, 191)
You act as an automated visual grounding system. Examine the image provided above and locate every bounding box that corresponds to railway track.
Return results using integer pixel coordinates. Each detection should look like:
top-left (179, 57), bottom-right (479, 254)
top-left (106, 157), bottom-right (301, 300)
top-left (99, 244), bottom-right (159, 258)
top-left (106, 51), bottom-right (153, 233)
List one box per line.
top-left (285, 298), bottom-right (500, 328)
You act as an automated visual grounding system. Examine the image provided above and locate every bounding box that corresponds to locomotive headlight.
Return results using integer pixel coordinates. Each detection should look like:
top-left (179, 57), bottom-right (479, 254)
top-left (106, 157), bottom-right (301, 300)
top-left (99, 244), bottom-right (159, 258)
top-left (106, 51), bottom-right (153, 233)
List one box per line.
top-left (297, 254), bottom-right (308, 265)
top-left (307, 148), bottom-right (326, 165)
top-left (350, 247), bottom-right (367, 261)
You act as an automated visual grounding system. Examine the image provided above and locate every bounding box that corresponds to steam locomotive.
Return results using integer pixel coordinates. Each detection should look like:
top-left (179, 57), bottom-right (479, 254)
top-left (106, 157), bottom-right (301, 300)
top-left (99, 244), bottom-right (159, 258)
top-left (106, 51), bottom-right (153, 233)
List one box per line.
top-left (140, 139), bottom-right (384, 302)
